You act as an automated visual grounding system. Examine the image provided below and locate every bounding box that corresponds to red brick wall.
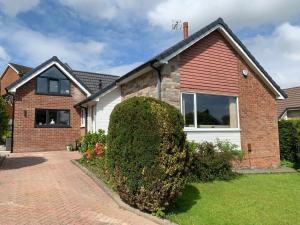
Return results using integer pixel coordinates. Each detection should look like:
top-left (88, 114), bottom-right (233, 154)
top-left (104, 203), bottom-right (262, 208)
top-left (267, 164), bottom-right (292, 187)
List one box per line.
top-left (178, 30), bottom-right (280, 169)
top-left (1, 67), bottom-right (20, 119)
top-left (13, 78), bottom-right (86, 152)
top-left (237, 58), bottom-right (280, 168)
top-left (180, 31), bottom-right (239, 96)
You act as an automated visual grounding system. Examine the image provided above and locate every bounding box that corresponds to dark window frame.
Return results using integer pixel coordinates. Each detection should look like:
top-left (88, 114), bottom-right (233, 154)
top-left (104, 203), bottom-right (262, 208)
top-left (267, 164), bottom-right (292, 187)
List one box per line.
top-left (35, 108), bottom-right (71, 128)
top-left (35, 66), bottom-right (71, 96)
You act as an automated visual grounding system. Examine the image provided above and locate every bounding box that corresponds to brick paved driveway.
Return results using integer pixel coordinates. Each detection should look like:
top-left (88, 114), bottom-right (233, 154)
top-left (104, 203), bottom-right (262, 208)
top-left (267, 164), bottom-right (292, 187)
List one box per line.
top-left (0, 151), bottom-right (157, 225)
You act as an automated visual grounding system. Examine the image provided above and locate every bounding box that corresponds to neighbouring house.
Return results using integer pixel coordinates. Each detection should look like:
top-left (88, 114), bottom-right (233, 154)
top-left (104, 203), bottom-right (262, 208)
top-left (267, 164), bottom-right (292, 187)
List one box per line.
top-left (0, 63), bottom-right (32, 125)
top-left (277, 86), bottom-right (300, 119)
top-left (2, 18), bottom-right (286, 169)
top-left (76, 18), bottom-right (286, 169)
top-left (3, 57), bottom-right (118, 152)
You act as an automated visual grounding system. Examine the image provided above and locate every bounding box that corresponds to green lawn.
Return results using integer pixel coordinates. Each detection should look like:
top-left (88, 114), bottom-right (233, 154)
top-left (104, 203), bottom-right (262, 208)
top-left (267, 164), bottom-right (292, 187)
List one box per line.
top-left (167, 173), bottom-right (300, 225)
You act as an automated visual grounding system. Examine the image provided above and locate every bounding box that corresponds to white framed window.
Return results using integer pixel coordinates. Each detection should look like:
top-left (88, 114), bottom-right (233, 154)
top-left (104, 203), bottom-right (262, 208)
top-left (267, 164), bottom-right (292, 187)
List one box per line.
top-left (80, 108), bottom-right (86, 127)
top-left (181, 92), bottom-right (239, 130)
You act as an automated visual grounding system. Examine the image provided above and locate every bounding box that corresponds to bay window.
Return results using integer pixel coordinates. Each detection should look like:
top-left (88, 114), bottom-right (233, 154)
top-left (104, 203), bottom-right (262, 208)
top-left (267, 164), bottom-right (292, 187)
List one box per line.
top-left (182, 93), bottom-right (238, 129)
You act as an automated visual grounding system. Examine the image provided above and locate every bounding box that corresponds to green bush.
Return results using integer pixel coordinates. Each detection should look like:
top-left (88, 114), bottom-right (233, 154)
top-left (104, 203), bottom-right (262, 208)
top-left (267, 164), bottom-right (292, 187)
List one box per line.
top-left (80, 129), bottom-right (106, 153)
top-left (187, 140), bottom-right (242, 182)
top-left (0, 97), bottom-right (8, 142)
top-left (278, 120), bottom-right (300, 164)
top-left (106, 97), bottom-right (188, 213)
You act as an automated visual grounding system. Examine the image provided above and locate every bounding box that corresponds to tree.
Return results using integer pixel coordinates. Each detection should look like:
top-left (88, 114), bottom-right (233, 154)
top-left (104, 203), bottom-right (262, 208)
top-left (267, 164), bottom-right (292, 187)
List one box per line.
top-left (0, 97), bottom-right (9, 141)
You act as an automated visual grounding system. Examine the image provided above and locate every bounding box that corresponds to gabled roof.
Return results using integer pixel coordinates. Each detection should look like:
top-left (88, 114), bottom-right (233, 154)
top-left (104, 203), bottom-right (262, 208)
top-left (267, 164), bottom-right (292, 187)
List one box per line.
top-left (118, 18), bottom-right (287, 99)
top-left (72, 70), bottom-right (118, 94)
top-left (77, 18), bottom-right (286, 106)
top-left (9, 63), bottom-right (32, 76)
top-left (6, 56), bottom-right (92, 96)
top-left (277, 86), bottom-right (300, 118)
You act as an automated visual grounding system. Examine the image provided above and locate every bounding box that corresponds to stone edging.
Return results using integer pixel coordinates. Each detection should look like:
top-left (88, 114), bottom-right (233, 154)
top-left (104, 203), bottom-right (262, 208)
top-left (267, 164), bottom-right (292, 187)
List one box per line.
top-left (71, 159), bottom-right (177, 225)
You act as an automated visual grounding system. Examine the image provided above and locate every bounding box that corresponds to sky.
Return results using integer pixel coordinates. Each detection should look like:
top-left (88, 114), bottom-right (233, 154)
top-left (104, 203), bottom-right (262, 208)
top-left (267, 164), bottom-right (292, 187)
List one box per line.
top-left (0, 0), bottom-right (300, 88)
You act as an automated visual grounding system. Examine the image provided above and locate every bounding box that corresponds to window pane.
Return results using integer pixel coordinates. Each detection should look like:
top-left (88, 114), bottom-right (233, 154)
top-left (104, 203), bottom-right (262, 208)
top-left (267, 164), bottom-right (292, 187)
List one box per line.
top-left (40, 66), bottom-right (67, 79)
top-left (59, 110), bottom-right (70, 126)
top-left (49, 111), bottom-right (58, 125)
top-left (49, 80), bottom-right (59, 93)
top-left (36, 110), bottom-right (46, 126)
top-left (36, 78), bottom-right (47, 93)
top-left (60, 80), bottom-right (70, 95)
top-left (182, 93), bottom-right (195, 127)
top-left (196, 94), bottom-right (237, 128)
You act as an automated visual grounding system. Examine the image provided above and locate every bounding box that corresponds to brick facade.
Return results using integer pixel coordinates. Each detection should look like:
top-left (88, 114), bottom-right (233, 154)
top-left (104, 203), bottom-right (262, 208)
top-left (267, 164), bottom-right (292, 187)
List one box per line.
top-left (120, 30), bottom-right (280, 169)
top-left (237, 57), bottom-right (280, 168)
top-left (13, 78), bottom-right (86, 152)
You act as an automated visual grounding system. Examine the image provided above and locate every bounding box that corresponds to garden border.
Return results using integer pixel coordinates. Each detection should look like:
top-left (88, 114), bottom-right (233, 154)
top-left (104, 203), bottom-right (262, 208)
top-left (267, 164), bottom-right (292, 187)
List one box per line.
top-left (71, 159), bottom-right (177, 225)
top-left (0, 156), bottom-right (6, 167)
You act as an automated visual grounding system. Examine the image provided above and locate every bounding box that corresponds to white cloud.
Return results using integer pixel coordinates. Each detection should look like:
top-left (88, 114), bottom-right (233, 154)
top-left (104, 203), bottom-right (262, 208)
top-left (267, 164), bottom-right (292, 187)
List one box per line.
top-left (0, 0), bottom-right (39, 16)
top-left (102, 61), bottom-right (143, 76)
top-left (148, 0), bottom-right (300, 31)
top-left (0, 46), bottom-right (10, 61)
top-left (58, 0), bottom-right (161, 21)
top-left (0, 21), bottom-right (105, 70)
top-left (245, 22), bottom-right (300, 88)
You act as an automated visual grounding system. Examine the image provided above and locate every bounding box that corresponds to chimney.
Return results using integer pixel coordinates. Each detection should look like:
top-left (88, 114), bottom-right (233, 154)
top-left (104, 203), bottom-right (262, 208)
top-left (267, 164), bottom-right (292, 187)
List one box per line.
top-left (183, 22), bottom-right (189, 39)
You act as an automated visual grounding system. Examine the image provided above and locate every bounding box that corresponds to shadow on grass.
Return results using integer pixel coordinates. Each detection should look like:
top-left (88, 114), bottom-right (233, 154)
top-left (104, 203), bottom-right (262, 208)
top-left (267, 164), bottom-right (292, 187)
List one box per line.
top-left (1, 156), bottom-right (47, 170)
top-left (167, 184), bottom-right (201, 214)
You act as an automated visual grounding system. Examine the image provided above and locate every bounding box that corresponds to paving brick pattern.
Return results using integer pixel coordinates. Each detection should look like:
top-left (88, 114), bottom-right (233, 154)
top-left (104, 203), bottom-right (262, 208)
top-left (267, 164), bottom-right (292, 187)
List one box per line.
top-left (0, 151), bottom-right (157, 225)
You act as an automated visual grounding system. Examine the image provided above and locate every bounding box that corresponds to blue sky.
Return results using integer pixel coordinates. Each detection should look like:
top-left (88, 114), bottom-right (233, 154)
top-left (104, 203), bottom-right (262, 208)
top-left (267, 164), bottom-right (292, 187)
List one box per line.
top-left (0, 0), bottom-right (300, 88)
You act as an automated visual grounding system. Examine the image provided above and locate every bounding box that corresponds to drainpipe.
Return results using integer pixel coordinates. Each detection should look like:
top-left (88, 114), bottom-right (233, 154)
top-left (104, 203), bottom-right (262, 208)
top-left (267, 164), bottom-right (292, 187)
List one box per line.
top-left (150, 63), bottom-right (162, 100)
top-left (10, 94), bottom-right (15, 153)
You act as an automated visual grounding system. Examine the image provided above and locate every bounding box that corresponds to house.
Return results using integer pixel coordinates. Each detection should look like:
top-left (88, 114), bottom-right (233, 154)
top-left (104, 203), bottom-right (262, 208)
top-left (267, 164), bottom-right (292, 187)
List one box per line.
top-left (0, 63), bottom-right (32, 124)
top-left (2, 18), bottom-right (286, 169)
top-left (76, 18), bottom-right (286, 169)
top-left (3, 57), bottom-right (118, 152)
top-left (277, 86), bottom-right (300, 119)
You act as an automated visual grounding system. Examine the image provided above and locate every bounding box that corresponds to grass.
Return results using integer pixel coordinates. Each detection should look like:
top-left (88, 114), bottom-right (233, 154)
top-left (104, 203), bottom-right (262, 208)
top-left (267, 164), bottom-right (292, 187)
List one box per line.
top-left (167, 173), bottom-right (300, 225)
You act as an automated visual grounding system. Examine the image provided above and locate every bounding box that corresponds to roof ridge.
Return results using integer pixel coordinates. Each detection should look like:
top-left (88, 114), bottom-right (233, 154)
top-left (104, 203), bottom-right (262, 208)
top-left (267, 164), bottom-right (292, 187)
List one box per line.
top-left (72, 69), bottom-right (119, 77)
top-left (283, 86), bottom-right (300, 90)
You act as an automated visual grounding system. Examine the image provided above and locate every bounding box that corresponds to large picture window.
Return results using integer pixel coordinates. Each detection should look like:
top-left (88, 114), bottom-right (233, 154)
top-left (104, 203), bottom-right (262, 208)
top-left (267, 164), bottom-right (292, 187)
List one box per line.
top-left (35, 109), bottom-right (70, 128)
top-left (182, 93), bottom-right (238, 128)
top-left (36, 66), bottom-right (70, 95)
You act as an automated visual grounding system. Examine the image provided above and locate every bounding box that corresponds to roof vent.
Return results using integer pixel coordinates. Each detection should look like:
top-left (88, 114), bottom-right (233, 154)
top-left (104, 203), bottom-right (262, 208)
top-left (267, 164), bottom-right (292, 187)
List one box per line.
top-left (98, 79), bottom-right (102, 89)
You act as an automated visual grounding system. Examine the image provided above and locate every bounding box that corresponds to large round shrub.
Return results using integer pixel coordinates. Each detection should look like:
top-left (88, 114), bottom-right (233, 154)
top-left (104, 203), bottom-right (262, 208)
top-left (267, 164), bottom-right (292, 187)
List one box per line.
top-left (106, 97), bottom-right (188, 213)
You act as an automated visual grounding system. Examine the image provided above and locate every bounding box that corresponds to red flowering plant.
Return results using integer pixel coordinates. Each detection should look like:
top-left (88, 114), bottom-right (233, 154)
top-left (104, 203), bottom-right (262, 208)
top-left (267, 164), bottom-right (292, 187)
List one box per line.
top-left (94, 143), bottom-right (105, 157)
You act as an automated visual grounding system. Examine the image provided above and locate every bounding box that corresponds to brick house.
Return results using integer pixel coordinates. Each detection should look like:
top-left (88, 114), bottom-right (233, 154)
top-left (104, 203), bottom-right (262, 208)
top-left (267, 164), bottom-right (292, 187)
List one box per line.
top-left (277, 86), bottom-right (300, 119)
top-left (2, 18), bottom-right (286, 168)
top-left (3, 57), bottom-right (118, 152)
top-left (76, 18), bottom-right (286, 169)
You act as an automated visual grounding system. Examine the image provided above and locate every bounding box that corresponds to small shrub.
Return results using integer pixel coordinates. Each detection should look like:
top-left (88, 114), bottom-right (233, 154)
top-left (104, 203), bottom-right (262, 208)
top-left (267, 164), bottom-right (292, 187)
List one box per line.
top-left (80, 129), bottom-right (106, 152)
top-left (187, 140), bottom-right (242, 182)
top-left (278, 120), bottom-right (300, 164)
top-left (106, 97), bottom-right (188, 213)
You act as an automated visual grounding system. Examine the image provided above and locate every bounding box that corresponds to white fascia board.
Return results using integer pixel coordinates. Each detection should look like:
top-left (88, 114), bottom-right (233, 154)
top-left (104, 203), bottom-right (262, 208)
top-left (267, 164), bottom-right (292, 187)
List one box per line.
top-left (81, 85), bottom-right (119, 107)
top-left (158, 25), bottom-right (284, 100)
top-left (7, 64), bottom-right (20, 74)
top-left (8, 61), bottom-right (91, 96)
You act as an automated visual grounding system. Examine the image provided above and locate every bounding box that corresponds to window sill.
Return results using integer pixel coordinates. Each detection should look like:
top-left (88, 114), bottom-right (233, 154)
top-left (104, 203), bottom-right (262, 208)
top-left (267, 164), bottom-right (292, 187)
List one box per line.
top-left (80, 125), bottom-right (85, 128)
top-left (184, 127), bottom-right (241, 132)
top-left (35, 92), bottom-right (71, 97)
top-left (35, 125), bottom-right (72, 128)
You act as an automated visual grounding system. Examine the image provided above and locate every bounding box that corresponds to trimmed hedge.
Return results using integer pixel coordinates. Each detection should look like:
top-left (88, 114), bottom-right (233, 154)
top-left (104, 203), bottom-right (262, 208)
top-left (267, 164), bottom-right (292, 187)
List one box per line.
top-left (278, 120), bottom-right (300, 164)
top-left (106, 97), bottom-right (188, 213)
